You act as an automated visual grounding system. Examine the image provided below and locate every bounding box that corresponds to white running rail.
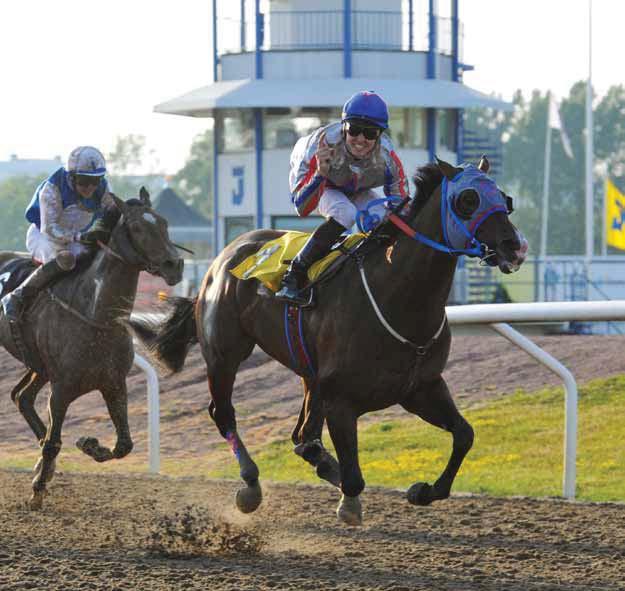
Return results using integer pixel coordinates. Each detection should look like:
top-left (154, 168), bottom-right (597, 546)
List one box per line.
top-left (132, 353), bottom-right (160, 473)
top-left (447, 300), bottom-right (625, 499)
top-left (133, 301), bottom-right (625, 492)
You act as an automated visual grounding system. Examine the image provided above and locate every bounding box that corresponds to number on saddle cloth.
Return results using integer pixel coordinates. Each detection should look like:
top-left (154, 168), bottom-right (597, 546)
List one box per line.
top-left (0, 259), bottom-right (38, 297)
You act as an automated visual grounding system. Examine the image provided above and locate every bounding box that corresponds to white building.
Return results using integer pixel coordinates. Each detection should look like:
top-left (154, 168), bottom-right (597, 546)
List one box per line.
top-left (155, 0), bottom-right (510, 254)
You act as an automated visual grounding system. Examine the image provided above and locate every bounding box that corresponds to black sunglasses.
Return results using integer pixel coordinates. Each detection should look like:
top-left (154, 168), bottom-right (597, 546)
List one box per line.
top-left (73, 174), bottom-right (101, 188)
top-left (344, 122), bottom-right (382, 141)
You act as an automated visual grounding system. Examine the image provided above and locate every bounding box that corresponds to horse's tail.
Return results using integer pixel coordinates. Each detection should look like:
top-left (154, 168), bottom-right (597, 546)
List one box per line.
top-left (128, 296), bottom-right (198, 374)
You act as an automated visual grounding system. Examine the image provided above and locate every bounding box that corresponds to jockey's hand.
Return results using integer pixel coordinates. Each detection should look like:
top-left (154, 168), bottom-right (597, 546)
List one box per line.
top-left (79, 228), bottom-right (110, 246)
top-left (316, 132), bottom-right (334, 178)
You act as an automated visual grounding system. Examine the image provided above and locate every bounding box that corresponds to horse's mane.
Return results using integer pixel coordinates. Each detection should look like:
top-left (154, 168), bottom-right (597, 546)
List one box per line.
top-left (407, 163), bottom-right (444, 221)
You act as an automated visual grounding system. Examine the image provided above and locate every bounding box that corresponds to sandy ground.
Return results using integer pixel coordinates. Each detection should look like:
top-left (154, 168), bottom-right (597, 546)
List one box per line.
top-left (1, 470), bottom-right (625, 591)
top-left (1, 333), bottom-right (625, 590)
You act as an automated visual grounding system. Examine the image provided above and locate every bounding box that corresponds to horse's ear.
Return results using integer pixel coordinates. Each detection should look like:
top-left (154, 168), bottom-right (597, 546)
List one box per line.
top-left (478, 155), bottom-right (490, 174)
top-left (110, 193), bottom-right (128, 215)
top-left (139, 186), bottom-right (151, 207)
top-left (435, 156), bottom-right (462, 180)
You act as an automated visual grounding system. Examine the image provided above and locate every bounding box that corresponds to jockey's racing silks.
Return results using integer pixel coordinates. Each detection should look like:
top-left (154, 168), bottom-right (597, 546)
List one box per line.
top-left (441, 164), bottom-right (509, 257)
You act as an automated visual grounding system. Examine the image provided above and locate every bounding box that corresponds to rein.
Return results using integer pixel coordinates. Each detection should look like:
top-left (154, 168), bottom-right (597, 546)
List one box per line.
top-left (46, 289), bottom-right (117, 330)
top-left (350, 166), bottom-right (508, 352)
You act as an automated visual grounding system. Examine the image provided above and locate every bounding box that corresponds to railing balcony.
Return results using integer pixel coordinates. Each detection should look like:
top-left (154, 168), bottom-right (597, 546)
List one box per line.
top-left (217, 10), bottom-right (463, 59)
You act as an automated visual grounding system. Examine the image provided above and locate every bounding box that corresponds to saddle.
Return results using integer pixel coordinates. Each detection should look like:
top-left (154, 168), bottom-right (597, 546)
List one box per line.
top-left (0, 257), bottom-right (38, 297)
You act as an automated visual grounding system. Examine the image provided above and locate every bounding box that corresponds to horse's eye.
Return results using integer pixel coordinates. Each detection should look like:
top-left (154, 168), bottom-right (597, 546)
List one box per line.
top-left (454, 189), bottom-right (480, 220)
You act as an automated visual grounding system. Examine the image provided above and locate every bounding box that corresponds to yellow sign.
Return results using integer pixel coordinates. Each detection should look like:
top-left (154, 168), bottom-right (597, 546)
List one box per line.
top-left (606, 179), bottom-right (625, 250)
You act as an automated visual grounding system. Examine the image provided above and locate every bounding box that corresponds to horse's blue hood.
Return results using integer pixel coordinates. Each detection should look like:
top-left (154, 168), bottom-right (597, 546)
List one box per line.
top-left (442, 164), bottom-right (509, 255)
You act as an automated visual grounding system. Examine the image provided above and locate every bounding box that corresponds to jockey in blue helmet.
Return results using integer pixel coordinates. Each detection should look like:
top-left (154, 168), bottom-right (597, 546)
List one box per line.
top-left (276, 91), bottom-right (408, 305)
top-left (2, 146), bottom-right (118, 322)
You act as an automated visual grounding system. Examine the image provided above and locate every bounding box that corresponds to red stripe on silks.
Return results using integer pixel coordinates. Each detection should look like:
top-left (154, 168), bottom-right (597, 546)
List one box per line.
top-left (295, 155), bottom-right (318, 193)
top-left (388, 213), bottom-right (417, 239)
top-left (389, 151), bottom-right (408, 198)
top-left (301, 180), bottom-right (325, 216)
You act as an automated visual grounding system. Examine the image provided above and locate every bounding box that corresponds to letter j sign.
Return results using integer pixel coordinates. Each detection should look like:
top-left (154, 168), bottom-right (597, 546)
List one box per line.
top-left (232, 166), bottom-right (244, 205)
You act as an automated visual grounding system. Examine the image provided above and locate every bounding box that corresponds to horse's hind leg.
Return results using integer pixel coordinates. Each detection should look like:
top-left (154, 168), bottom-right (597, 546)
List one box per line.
top-left (76, 382), bottom-right (132, 463)
top-left (207, 357), bottom-right (262, 514)
top-left (31, 383), bottom-right (74, 510)
top-left (12, 370), bottom-right (48, 442)
top-left (292, 378), bottom-right (340, 487)
top-left (325, 399), bottom-right (364, 526)
top-left (400, 376), bottom-right (474, 507)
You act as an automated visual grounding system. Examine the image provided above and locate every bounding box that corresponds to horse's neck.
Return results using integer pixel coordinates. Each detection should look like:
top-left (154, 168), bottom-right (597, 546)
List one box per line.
top-left (61, 233), bottom-right (140, 324)
top-left (371, 189), bottom-right (457, 327)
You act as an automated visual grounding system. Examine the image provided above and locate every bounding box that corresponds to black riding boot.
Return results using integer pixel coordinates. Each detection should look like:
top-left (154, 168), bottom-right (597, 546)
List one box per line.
top-left (276, 218), bottom-right (347, 305)
top-left (1, 260), bottom-right (68, 322)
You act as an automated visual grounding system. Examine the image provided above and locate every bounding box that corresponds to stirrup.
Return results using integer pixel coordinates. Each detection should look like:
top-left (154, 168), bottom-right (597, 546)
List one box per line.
top-left (275, 285), bottom-right (314, 307)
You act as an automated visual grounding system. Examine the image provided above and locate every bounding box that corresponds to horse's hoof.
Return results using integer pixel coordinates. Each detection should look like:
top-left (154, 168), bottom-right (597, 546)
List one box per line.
top-left (29, 490), bottom-right (46, 511)
top-left (317, 459), bottom-right (341, 488)
top-left (337, 494), bottom-right (362, 526)
top-left (235, 481), bottom-right (263, 514)
top-left (407, 482), bottom-right (434, 506)
top-left (76, 436), bottom-right (99, 455)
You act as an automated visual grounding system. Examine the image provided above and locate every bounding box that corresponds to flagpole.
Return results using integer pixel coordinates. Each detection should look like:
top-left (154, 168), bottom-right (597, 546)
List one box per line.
top-left (540, 92), bottom-right (552, 301)
top-left (585, 0), bottom-right (594, 266)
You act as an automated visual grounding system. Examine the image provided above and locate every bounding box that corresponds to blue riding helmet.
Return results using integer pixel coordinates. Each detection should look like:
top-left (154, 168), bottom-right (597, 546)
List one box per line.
top-left (341, 91), bottom-right (389, 129)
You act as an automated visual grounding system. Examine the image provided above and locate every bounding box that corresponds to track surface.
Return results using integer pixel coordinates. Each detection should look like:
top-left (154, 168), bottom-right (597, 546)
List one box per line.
top-left (2, 470), bottom-right (625, 591)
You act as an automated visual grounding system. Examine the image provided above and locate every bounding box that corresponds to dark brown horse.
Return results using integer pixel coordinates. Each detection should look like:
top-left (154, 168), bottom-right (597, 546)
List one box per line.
top-left (130, 158), bottom-right (527, 525)
top-left (0, 188), bottom-right (183, 509)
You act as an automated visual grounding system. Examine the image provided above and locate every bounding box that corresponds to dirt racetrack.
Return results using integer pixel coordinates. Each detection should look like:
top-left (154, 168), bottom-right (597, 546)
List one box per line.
top-left (2, 469), bottom-right (625, 591)
top-left (2, 333), bottom-right (625, 590)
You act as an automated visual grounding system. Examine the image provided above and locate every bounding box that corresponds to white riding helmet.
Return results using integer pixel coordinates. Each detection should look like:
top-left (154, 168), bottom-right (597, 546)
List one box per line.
top-left (67, 146), bottom-right (107, 176)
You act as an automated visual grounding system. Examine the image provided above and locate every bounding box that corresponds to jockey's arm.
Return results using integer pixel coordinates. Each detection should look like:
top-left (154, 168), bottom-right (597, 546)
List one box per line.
top-left (381, 138), bottom-right (409, 200)
top-left (39, 181), bottom-right (75, 244)
top-left (289, 130), bottom-right (327, 217)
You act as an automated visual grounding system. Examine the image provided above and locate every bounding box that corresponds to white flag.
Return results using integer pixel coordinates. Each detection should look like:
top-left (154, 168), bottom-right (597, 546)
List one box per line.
top-left (549, 95), bottom-right (574, 159)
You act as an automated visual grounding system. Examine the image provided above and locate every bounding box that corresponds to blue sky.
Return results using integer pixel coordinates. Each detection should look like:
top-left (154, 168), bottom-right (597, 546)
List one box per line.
top-left (0, 0), bottom-right (619, 173)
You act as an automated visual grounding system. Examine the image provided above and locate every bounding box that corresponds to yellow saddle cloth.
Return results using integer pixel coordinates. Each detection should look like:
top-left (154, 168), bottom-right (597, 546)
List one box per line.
top-left (230, 231), bottom-right (365, 292)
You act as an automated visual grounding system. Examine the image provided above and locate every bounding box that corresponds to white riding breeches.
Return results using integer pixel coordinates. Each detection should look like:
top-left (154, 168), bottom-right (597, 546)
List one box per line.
top-left (317, 188), bottom-right (386, 230)
top-left (26, 224), bottom-right (89, 264)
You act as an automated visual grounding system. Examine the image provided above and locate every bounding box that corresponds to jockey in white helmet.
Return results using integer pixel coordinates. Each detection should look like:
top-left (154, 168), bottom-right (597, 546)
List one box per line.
top-left (275, 91), bottom-right (409, 305)
top-left (2, 146), bottom-right (118, 321)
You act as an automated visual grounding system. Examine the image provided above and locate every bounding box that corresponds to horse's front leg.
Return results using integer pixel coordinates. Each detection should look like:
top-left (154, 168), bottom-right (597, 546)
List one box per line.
top-left (326, 399), bottom-right (364, 526)
top-left (292, 378), bottom-right (340, 487)
top-left (11, 369), bottom-right (48, 443)
top-left (31, 383), bottom-right (74, 510)
top-left (208, 368), bottom-right (262, 514)
top-left (400, 376), bottom-right (474, 506)
top-left (76, 382), bottom-right (133, 463)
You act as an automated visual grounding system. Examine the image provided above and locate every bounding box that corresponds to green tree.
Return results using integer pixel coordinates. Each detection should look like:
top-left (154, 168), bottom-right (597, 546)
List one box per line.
top-left (472, 83), bottom-right (625, 255)
top-left (171, 128), bottom-right (213, 218)
top-left (0, 175), bottom-right (44, 251)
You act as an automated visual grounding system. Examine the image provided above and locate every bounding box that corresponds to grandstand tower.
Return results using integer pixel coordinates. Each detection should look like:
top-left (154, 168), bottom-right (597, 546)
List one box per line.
top-left (155, 0), bottom-right (509, 253)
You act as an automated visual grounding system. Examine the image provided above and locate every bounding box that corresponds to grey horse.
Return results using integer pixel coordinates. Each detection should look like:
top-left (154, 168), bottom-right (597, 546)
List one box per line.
top-left (0, 189), bottom-right (183, 509)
